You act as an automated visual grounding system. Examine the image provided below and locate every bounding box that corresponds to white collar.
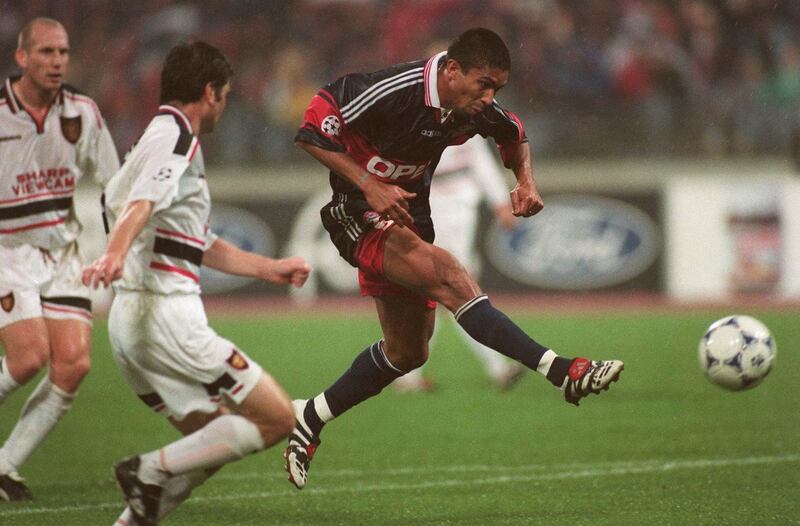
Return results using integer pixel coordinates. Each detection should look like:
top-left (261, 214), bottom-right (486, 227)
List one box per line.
top-left (423, 51), bottom-right (447, 109)
top-left (158, 104), bottom-right (193, 134)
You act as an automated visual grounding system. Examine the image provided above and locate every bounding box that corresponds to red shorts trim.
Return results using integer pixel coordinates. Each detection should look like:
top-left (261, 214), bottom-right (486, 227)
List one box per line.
top-left (355, 223), bottom-right (436, 309)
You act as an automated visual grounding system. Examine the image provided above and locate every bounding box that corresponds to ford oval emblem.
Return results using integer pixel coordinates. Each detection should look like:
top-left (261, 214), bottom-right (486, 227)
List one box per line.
top-left (485, 195), bottom-right (660, 289)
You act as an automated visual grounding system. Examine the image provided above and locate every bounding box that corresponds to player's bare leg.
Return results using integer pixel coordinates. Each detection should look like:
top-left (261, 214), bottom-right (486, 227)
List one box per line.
top-left (114, 372), bottom-right (294, 524)
top-left (0, 319), bottom-right (49, 400)
top-left (381, 226), bottom-right (623, 405)
top-left (47, 318), bottom-right (92, 393)
top-left (286, 224), bottom-right (623, 490)
top-left (0, 318), bottom-right (48, 501)
top-left (0, 318), bottom-right (88, 501)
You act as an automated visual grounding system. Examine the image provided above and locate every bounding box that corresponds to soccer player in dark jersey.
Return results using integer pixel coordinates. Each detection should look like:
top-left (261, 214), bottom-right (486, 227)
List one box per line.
top-left (285, 28), bottom-right (624, 490)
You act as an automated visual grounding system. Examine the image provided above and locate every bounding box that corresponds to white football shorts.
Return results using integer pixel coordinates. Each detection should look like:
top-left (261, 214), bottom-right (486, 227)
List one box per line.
top-left (108, 290), bottom-right (263, 420)
top-left (0, 242), bottom-right (92, 328)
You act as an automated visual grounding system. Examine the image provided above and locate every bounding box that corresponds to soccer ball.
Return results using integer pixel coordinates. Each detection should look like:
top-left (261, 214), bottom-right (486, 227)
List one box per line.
top-left (698, 315), bottom-right (776, 391)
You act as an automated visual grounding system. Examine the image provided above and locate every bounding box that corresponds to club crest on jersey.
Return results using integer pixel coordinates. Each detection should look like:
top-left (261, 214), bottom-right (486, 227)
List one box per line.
top-left (60, 116), bottom-right (82, 144)
top-left (1, 293), bottom-right (14, 313)
top-left (321, 115), bottom-right (341, 137)
top-left (226, 349), bottom-right (249, 370)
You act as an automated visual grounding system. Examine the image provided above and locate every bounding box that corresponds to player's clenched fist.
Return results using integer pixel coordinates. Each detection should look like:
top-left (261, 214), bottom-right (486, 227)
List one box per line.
top-left (269, 256), bottom-right (312, 288)
top-left (510, 182), bottom-right (543, 217)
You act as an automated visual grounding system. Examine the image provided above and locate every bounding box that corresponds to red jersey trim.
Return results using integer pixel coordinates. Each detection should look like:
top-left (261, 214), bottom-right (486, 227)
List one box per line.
top-left (424, 52), bottom-right (446, 108)
top-left (188, 139), bottom-right (200, 161)
top-left (42, 303), bottom-right (93, 321)
top-left (0, 216), bottom-right (66, 234)
top-left (65, 92), bottom-right (102, 128)
top-left (0, 188), bottom-right (74, 206)
top-left (4, 78), bottom-right (19, 113)
top-left (154, 227), bottom-right (205, 247)
top-left (149, 261), bottom-right (200, 283)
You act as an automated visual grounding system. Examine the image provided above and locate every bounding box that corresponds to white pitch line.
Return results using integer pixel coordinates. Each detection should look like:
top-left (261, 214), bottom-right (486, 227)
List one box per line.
top-left (1, 453), bottom-right (798, 517)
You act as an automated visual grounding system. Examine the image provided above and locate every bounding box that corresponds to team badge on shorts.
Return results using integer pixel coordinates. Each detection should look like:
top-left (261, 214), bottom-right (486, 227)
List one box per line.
top-left (1, 293), bottom-right (14, 313)
top-left (226, 349), bottom-right (249, 370)
top-left (60, 116), bottom-right (82, 144)
top-left (364, 211), bottom-right (393, 231)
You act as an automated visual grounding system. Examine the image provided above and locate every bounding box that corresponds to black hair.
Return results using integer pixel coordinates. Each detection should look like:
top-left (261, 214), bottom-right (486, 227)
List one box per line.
top-left (447, 28), bottom-right (510, 72)
top-left (160, 40), bottom-right (233, 104)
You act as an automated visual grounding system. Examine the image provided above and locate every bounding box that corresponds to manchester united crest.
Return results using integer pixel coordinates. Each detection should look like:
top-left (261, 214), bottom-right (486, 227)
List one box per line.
top-left (226, 349), bottom-right (249, 370)
top-left (1, 293), bottom-right (15, 313)
top-left (60, 116), bottom-right (82, 144)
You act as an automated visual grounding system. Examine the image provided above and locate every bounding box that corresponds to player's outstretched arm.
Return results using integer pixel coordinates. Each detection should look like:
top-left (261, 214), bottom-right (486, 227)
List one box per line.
top-left (203, 238), bottom-right (311, 288)
top-left (82, 199), bottom-right (154, 289)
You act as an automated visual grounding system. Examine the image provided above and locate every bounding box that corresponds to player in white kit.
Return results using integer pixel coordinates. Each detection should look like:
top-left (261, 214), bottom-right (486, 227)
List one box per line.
top-left (393, 135), bottom-right (524, 392)
top-left (0, 17), bottom-right (119, 500)
top-left (82, 41), bottom-right (311, 525)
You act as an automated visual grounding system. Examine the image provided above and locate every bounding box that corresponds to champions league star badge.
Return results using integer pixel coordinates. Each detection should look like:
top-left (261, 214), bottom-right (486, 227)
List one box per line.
top-left (321, 115), bottom-right (341, 137)
top-left (60, 116), bottom-right (82, 144)
top-left (1, 292), bottom-right (14, 313)
top-left (226, 349), bottom-right (249, 370)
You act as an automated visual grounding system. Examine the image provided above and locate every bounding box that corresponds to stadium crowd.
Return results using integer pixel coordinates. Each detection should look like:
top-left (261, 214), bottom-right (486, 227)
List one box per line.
top-left (2, 0), bottom-right (800, 162)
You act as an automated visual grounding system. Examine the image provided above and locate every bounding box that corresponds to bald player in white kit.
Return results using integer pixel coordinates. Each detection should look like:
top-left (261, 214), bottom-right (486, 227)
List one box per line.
top-left (0, 17), bottom-right (119, 501)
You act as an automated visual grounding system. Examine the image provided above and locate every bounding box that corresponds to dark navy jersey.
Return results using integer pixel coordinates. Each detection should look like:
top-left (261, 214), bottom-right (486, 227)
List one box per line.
top-left (295, 51), bottom-right (528, 222)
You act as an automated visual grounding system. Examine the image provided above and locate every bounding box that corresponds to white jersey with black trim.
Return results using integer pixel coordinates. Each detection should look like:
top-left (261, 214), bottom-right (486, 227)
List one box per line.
top-left (103, 105), bottom-right (217, 295)
top-left (0, 76), bottom-right (119, 249)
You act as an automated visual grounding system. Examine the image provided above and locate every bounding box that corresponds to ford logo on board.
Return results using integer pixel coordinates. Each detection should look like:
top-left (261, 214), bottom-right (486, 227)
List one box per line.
top-left (485, 195), bottom-right (660, 289)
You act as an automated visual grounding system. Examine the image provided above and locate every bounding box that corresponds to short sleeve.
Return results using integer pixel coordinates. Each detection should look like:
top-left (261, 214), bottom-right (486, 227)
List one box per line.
top-left (126, 128), bottom-right (193, 214)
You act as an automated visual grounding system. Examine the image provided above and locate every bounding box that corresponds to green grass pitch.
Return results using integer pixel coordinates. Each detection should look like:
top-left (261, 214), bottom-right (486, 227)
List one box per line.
top-left (0, 306), bottom-right (798, 525)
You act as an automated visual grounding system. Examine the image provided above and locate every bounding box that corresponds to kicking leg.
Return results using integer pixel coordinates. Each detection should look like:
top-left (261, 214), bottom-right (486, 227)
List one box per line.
top-left (452, 319), bottom-right (526, 390)
top-left (382, 226), bottom-right (623, 405)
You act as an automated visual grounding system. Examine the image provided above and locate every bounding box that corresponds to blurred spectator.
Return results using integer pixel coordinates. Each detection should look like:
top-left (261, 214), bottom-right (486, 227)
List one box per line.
top-left (2, 0), bottom-right (799, 163)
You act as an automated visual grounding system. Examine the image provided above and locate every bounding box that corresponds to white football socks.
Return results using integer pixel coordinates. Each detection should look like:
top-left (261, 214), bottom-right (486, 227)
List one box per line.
top-left (312, 394), bottom-right (334, 424)
top-left (536, 349), bottom-right (558, 376)
top-left (138, 414), bottom-right (265, 486)
top-left (0, 357), bottom-right (20, 404)
top-left (0, 377), bottom-right (73, 474)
